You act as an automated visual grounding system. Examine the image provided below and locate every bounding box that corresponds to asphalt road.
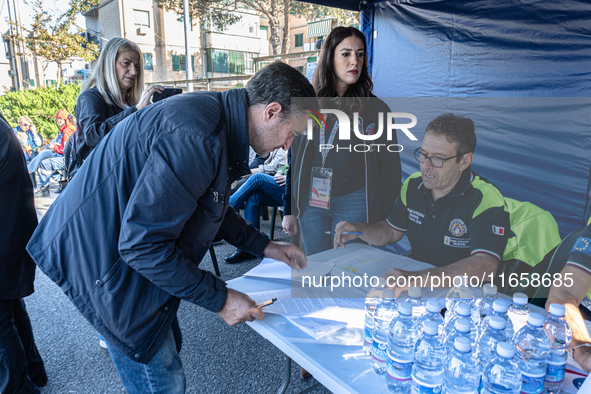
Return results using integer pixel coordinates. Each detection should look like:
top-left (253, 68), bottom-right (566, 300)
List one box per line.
top-left (29, 181), bottom-right (333, 394)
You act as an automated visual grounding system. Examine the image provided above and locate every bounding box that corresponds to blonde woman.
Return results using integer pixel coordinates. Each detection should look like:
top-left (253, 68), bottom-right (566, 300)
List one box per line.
top-left (68, 38), bottom-right (163, 176)
top-left (13, 116), bottom-right (42, 162)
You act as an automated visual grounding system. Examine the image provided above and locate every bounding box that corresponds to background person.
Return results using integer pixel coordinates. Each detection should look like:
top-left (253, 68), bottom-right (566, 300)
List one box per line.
top-left (225, 165), bottom-right (289, 264)
top-left (283, 26), bottom-right (402, 255)
top-left (334, 113), bottom-right (510, 297)
top-left (546, 220), bottom-right (591, 372)
top-left (0, 111), bottom-right (47, 394)
top-left (66, 37), bottom-right (163, 177)
top-left (29, 109), bottom-right (76, 196)
top-left (230, 148), bottom-right (286, 195)
top-left (26, 62), bottom-right (313, 393)
top-left (13, 116), bottom-right (42, 163)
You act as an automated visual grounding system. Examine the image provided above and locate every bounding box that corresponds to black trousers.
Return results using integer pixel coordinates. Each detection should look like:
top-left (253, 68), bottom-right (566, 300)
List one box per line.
top-left (0, 298), bottom-right (46, 394)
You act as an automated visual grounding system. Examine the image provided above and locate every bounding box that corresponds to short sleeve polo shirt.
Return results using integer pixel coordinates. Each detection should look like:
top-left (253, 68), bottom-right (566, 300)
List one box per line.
top-left (386, 169), bottom-right (510, 267)
top-left (566, 221), bottom-right (591, 275)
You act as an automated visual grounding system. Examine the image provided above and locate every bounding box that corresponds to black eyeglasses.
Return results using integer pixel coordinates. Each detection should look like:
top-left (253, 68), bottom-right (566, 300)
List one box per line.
top-left (413, 148), bottom-right (469, 168)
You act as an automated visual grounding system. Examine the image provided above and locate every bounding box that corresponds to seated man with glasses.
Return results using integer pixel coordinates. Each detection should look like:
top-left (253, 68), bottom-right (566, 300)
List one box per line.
top-left (334, 113), bottom-right (509, 296)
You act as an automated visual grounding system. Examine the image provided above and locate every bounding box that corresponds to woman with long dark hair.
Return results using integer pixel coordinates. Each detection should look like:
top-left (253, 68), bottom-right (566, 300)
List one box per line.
top-left (283, 26), bottom-right (402, 255)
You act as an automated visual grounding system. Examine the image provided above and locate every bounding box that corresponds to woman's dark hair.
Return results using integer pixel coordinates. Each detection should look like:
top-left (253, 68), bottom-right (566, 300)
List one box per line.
top-left (312, 26), bottom-right (373, 98)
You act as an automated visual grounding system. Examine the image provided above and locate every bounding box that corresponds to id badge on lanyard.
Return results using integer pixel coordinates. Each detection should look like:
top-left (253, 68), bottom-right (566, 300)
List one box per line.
top-left (309, 120), bottom-right (338, 210)
top-left (310, 167), bottom-right (333, 209)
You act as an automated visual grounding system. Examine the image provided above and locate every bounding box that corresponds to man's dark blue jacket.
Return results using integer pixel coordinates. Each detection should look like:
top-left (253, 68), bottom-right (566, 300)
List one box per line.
top-left (27, 89), bottom-right (270, 363)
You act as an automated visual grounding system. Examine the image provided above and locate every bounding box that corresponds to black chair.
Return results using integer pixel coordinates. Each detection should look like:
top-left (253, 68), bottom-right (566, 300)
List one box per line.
top-left (261, 206), bottom-right (283, 240)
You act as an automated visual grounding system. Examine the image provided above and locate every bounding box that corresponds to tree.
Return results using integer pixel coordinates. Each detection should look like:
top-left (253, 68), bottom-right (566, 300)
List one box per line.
top-left (290, 3), bottom-right (359, 27)
top-left (154, 0), bottom-right (242, 32)
top-left (4, 0), bottom-right (100, 89)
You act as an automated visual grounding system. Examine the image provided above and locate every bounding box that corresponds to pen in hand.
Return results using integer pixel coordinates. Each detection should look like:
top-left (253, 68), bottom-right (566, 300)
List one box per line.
top-left (325, 231), bottom-right (363, 235)
top-left (255, 298), bottom-right (277, 308)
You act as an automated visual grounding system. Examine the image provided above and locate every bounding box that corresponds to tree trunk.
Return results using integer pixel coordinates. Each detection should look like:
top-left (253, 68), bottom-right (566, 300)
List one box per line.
top-left (281, 0), bottom-right (291, 55)
top-left (268, 16), bottom-right (282, 55)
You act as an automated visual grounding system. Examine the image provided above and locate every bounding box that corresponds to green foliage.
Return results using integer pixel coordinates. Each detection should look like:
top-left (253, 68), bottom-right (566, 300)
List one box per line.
top-left (0, 83), bottom-right (80, 139)
top-left (5, 0), bottom-right (100, 89)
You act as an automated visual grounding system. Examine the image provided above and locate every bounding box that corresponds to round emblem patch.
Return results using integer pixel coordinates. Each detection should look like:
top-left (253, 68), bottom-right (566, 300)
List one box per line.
top-left (449, 218), bottom-right (467, 237)
top-left (574, 237), bottom-right (589, 251)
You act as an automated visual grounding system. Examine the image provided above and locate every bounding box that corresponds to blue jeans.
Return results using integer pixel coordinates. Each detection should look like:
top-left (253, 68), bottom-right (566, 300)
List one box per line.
top-left (0, 298), bottom-right (46, 394)
top-left (105, 324), bottom-right (185, 394)
top-left (299, 187), bottom-right (368, 255)
top-left (229, 173), bottom-right (284, 230)
top-left (37, 157), bottom-right (65, 187)
top-left (27, 149), bottom-right (54, 173)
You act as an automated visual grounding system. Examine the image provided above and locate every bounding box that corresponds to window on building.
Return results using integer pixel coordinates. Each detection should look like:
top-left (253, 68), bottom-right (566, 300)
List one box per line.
top-left (245, 52), bottom-right (254, 74)
top-left (134, 10), bottom-right (150, 27)
top-left (295, 33), bottom-right (304, 48)
top-left (205, 49), bottom-right (228, 73)
top-left (229, 51), bottom-right (245, 74)
top-left (206, 50), bottom-right (249, 74)
top-left (172, 55), bottom-right (195, 72)
top-left (144, 53), bottom-right (153, 71)
top-left (295, 66), bottom-right (304, 74)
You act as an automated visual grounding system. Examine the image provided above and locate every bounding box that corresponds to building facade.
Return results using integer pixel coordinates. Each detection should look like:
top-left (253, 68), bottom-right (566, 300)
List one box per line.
top-left (84, 0), bottom-right (270, 90)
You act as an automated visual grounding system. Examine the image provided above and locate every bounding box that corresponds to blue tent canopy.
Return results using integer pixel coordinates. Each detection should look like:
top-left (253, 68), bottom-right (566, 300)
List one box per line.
top-left (302, 0), bottom-right (591, 237)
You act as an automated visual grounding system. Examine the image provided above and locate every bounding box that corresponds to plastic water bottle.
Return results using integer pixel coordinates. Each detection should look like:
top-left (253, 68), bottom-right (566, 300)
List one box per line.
top-left (411, 320), bottom-right (446, 394)
top-left (447, 289), bottom-right (479, 326)
top-left (372, 289), bottom-right (398, 375)
top-left (443, 336), bottom-right (480, 394)
top-left (417, 300), bottom-right (444, 338)
top-left (480, 299), bottom-right (514, 340)
top-left (386, 302), bottom-right (418, 393)
top-left (474, 284), bottom-right (497, 335)
top-left (364, 278), bottom-right (386, 354)
top-left (444, 302), bottom-right (472, 340)
top-left (444, 318), bottom-right (472, 355)
top-left (507, 293), bottom-right (529, 334)
top-left (445, 276), bottom-right (473, 323)
top-left (477, 316), bottom-right (510, 368)
top-left (481, 342), bottom-right (522, 394)
top-left (513, 312), bottom-right (550, 394)
top-left (543, 303), bottom-right (572, 394)
top-left (407, 287), bottom-right (426, 322)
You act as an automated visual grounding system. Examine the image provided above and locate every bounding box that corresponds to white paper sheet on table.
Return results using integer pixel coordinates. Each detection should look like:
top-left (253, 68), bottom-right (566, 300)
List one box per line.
top-left (328, 247), bottom-right (434, 279)
top-left (285, 316), bottom-right (347, 339)
top-left (247, 288), bottom-right (338, 315)
top-left (243, 258), bottom-right (333, 282)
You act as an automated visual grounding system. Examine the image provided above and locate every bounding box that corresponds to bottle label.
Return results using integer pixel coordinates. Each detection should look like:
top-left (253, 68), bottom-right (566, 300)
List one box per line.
top-left (386, 355), bottom-right (412, 381)
top-left (364, 326), bottom-right (373, 345)
top-left (371, 340), bottom-right (387, 363)
top-left (411, 377), bottom-right (442, 394)
top-left (520, 371), bottom-right (545, 394)
top-left (545, 360), bottom-right (566, 383)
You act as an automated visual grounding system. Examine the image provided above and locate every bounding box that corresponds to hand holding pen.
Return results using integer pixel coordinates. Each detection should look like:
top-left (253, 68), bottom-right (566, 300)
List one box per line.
top-left (332, 221), bottom-right (364, 250)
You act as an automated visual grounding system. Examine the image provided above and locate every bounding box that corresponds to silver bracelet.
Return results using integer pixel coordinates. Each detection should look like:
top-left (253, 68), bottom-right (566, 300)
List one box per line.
top-left (571, 343), bottom-right (591, 359)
